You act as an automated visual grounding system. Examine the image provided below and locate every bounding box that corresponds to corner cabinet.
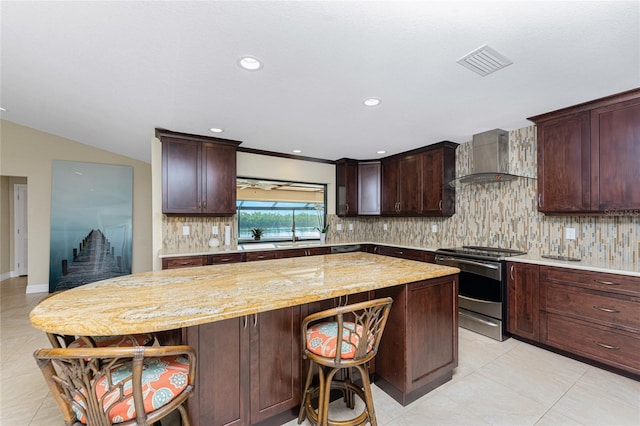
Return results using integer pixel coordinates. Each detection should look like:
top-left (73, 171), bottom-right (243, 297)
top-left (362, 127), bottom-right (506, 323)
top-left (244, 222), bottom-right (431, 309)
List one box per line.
top-left (336, 159), bottom-right (359, 217)
top-left (157, 129), bottom-right (241, 215)
top-left (381, 142), bottom-right (458, 216)
top-left (529, 88), bottom-right (640, 214)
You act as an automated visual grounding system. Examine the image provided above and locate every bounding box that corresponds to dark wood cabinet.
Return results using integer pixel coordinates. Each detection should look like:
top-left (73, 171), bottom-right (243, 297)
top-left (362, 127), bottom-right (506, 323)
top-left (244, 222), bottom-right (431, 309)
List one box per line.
top-left (186, 307), bottom-right (301, 426)
top-left (381, 142), bottom-right (458, 216)
top-left (375, 275), bottom-right (458, 405)
top-left (507, 262), bottom-right (540, 341)
top-left (162, 255), bottom-right (205, 269)
top-left (207, 252), bottom-right (246, 264)
top-left (158, 129), bottom-right (241, 215)
top-left (245, 250), bottom-right (279, 262)
top-left (358, 161), bottom-right (381, 215)
top-left (336, 159), bottom-right (358, 217)
top-left (529, 88), bottom-right (640, 214)
top-left (536, 265), bottom-right (640, 375)
top-left (376, 245), bottom-right (425, 262)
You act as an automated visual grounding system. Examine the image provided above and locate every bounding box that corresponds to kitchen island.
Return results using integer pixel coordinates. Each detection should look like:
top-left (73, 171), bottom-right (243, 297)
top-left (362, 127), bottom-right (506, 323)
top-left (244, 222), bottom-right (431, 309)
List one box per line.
top-left (30, 252), bottom-right (460, 425)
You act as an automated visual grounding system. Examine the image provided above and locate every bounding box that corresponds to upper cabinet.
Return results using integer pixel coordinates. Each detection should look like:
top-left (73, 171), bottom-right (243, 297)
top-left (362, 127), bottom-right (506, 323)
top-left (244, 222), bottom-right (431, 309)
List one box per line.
top-left (382, 142), bottom-right (458, 216)
top-left (529, 89), bottom-right (640, 214)
top-left (335, 159), bottom-right (359, 217)
top-left (157, 129), bottom-right (241, 215)
top-left (358, 161), bottom-right (381, 215)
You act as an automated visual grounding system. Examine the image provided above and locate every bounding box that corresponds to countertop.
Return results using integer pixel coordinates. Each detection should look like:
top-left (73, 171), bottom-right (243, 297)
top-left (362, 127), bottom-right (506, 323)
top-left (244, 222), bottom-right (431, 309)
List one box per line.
top-left (30, 252), bottom-right (459, 337)
top-left (159, 241), bottom-right (639, 277)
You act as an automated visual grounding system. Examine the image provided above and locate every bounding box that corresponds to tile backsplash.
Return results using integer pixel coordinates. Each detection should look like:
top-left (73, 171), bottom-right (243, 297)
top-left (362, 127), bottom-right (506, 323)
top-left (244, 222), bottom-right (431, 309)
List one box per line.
top-left (163, 125), bottom-right (639, 265)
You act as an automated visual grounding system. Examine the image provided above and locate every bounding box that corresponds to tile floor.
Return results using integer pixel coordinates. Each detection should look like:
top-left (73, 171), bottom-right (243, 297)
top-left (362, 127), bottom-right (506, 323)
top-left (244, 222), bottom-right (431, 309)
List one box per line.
top-left (2, 276), bottom-right (638, 425)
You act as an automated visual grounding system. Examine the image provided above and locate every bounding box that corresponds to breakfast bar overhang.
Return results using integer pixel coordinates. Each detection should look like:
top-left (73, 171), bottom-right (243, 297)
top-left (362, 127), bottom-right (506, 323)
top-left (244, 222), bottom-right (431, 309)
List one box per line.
top-left (30, 252), bottom-right (460, 425)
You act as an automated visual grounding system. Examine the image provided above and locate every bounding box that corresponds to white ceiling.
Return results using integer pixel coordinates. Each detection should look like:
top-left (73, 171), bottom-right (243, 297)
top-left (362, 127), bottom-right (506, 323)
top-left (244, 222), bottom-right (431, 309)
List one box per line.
top-left (1, 1), bottom-right (639, 164)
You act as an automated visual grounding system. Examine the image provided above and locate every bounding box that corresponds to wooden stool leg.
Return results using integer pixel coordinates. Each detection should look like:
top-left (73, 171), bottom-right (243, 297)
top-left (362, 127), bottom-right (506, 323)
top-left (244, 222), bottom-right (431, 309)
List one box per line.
top-left (356, 364), bottom-right (377, 426)
top-left (318, 366), bottom-right (340, 426)
top-left (298, 360), bottom-right (316, 424)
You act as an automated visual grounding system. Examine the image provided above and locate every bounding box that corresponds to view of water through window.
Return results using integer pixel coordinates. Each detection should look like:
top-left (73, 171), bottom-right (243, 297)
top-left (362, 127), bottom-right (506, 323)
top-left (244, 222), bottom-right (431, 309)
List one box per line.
top-left (236, 179), bottom-right (326, 243)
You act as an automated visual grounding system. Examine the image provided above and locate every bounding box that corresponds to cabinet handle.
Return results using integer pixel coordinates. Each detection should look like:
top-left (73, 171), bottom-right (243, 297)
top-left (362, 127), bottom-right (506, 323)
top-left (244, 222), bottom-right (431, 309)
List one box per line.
top-left (537, 193), bottom-right (542, 209)
top-left (253, 313), bottom-right (258, 327)
top-left (202, 200), bottom-right (207, 209)
top-left (593, 279), bottom-right (620, 286)
top-left (396, 251), bottom-right (404, 255)
top-left (345, 203), bottom-right (349, 214)
top-left (594, 341), bottom-right (620, 351)
top-left (439, 200), bottom-right (443, 211)
top-left (510, 264), bottom-right (515, 281)
top-left (593, 305), bottom-right (620, 313)
top-left (243, 316), bottom-right (248, 329)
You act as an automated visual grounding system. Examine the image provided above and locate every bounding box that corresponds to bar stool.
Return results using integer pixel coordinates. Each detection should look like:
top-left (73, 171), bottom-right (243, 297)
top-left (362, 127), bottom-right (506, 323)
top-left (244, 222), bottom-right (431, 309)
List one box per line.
top-left (298, 297), bottom-right (393, 426)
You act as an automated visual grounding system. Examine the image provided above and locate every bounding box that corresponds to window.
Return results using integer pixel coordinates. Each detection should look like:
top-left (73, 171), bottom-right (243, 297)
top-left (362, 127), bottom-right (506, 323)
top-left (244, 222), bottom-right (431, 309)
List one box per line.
top-left (237, 178), bottom-right (326, 243)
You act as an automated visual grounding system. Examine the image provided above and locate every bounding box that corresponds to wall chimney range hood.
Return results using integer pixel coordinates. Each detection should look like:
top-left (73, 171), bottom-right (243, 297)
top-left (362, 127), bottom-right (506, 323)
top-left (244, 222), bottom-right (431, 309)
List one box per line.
top-left (450, 129), bottom-right (523, 186)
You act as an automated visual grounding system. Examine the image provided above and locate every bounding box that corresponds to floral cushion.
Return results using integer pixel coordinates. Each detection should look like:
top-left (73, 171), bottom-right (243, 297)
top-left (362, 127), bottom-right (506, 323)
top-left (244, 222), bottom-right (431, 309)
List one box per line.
top-left (306, 321), bottom-right (371, 359)
top-left (73, 355), bottom-right (190, 424)
top-left (69, 334), bottom-right (154, 348)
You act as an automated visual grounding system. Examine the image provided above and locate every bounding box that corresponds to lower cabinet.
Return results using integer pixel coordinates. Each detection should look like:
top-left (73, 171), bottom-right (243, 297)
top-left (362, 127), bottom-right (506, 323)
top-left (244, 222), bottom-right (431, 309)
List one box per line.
top-left (507, 262), bottom-right (640, 376)
top-left (507, 262), bottom-right (540, 341)
top-left (374, 275), bottom-right (458, 405)
top-left (186, 307), bottom-right (301, 426)
top-left (162, 255), bottom-right (205, 269)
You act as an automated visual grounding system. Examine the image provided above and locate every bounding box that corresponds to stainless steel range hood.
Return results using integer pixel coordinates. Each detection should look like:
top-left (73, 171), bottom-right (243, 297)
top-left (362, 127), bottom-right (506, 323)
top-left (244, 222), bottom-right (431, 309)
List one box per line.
top-left (450, 129), bottom-right (520, 186)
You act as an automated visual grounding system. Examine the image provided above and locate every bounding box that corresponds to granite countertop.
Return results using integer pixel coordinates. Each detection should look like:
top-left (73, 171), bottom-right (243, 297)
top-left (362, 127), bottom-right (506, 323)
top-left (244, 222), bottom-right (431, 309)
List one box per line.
top-left (30, 252), bottom-right (459, 337)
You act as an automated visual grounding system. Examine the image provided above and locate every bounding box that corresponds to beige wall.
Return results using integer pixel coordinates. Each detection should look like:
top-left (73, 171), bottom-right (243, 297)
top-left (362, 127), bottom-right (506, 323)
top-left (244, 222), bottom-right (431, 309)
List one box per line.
top-left (0, 120), bottom-right (152, 293)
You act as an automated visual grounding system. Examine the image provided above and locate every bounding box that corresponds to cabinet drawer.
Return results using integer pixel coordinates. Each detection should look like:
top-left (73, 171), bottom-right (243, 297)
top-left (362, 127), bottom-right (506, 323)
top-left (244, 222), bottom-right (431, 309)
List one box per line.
top-left (542, 313), bottom-right (640, 375)
top-left (544, 284), bottom-right (640, 332)
top-left (541, 266), bottom-right (640, 297)
top-left (207, 253), bottom-right (245, 264)
top-left (245, 250), bottom-right (279, 262)
top-left (377, 246), bottom-right (425, 262)
top-left (162, 256), bottom-right (205, 269)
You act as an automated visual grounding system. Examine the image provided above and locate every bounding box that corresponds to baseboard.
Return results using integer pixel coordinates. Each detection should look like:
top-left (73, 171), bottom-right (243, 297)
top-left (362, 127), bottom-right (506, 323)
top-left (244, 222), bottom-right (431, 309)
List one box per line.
top-left (0, 272), bottom-right (14, 282)
top-left (26, 283), bottom-right (49, 294)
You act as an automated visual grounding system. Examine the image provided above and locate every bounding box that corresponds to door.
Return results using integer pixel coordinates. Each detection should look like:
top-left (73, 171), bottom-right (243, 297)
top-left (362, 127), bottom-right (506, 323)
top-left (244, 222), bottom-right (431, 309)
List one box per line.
top-left (398, 154), bottom-right (422, 214)
top-left (162, 138), bottom-right (202, 214)
top-left (507, 262), bottom-right (540, 340)
top-left (381, 157), bottom-right (400, 214)
top-left (202, 142), bottom-right (237, 214)
top-left (14, 184), bottom-right (28, 276)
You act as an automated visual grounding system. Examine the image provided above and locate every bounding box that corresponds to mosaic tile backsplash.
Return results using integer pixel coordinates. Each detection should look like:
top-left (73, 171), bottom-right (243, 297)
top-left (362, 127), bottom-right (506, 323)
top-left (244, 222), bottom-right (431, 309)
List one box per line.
top-left (163, 125), bottom-right (639, 265)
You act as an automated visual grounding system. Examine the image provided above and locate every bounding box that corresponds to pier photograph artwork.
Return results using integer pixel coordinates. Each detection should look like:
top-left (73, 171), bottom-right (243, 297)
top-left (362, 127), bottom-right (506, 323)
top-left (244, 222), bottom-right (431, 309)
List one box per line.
top-left (49, 161), bottom-right (133, 292)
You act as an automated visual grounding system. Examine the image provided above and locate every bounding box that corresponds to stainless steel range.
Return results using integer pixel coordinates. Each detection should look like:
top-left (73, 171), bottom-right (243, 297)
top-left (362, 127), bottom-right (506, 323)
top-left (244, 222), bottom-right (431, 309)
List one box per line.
top-left (434, 246), bottom-right (527, 341)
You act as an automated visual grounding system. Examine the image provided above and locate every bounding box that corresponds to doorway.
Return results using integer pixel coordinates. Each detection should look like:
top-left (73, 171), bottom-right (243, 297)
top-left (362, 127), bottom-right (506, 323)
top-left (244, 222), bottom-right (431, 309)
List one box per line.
top-left (14, 183), bottom-right (28, 276)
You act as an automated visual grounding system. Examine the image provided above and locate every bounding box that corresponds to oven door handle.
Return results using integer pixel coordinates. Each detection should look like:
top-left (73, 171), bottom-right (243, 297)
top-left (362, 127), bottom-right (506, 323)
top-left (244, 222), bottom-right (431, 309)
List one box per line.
top-left (459, 310), bottom-right (500, 327)
top-left (437, 257), bottom-right (500, 270)
top-left (459, 295), bottom-right (500, 305)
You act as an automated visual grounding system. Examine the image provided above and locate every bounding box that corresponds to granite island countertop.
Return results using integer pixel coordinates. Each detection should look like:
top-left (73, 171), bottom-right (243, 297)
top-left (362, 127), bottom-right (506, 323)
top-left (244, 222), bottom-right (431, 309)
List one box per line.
top-left (30, 252), bottom-right (459, 337)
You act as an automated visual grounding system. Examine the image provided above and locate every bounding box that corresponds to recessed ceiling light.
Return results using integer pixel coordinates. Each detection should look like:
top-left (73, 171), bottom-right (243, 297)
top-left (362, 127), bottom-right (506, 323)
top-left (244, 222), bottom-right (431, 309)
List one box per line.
top-left (238, 56), bottom-right (263, 71)
top-left (363, 98), bottom-right (381, 107)
top-left (209, 127), bottom-right (224, 133)
top-left (377, 150), bottom-right (387, 155)
top-left (292, 149), bottom-right (302, 154)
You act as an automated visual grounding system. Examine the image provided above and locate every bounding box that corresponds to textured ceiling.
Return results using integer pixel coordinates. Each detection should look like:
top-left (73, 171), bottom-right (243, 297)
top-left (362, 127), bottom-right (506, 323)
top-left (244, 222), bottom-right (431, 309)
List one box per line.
top-left (1, 1), bottom-right (639, 163)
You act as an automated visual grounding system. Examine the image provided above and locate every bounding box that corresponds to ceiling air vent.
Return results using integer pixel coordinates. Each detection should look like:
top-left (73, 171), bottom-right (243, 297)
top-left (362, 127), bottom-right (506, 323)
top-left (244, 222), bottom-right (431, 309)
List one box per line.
top-left (457, 45), bottom-right (513, 76)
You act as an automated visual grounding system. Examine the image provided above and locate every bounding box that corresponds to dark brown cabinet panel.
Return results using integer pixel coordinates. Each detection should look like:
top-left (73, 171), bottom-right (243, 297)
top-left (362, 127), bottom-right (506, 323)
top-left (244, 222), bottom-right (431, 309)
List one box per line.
top-left (336, 159), bottom-right (358, 217)
top-left (207, 252), bottom-right (246, 264)
top-left (186, 307), bottom-right (300, 426)
top-left (158, 129), bottom-right (240, 215)
top-left (530, 89), bottom-right (640, 214)
top-left (358, 161), bottom-right (381, 215)
top-left (507, 262), bottom-right (540, 340)
top-left (591, 96), bottom-right (640, 211)
top-left (381, 142), bottom-right (458, 216)
top-left (376, 245), bottom-right (425, 262)
top-left (162, 255), bottom-right (205, 269)
top-left (245, 250), bottom-right (279, 262)
top-left (375, 275), bottom-right (458, 405)
top-left (538, 265), bottom-right (640, 375)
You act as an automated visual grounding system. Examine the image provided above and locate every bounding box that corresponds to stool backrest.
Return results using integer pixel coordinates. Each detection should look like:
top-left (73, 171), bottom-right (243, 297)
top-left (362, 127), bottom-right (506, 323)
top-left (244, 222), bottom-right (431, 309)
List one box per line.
top-left (34, 345), bottom-right (196, 426)
top-left (302, 297), bottom-right (393, 365)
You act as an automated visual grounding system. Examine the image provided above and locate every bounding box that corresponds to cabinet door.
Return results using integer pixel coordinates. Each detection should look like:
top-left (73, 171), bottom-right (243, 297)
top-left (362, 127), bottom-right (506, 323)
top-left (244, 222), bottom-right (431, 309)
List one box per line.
top-left (249, 307), bottom-right (301, 424)
top-left (591, 97), bottom-right (640, 211)
top-left (507, 262), bottom-right (540, 341)
top-left (358, 161), bottom-right (381, 215)
top-left (186, 318), bottom-right (250, 426)
top-left (381, 157), bottom-right (400, 214)
top-left (536, 112), bottom-right (591, 212)
top-left (398, 154), bottom-right (423, 214)
top-left (202, 142), bottom-right (237, 215)
top-left (162, 255), bottom-right (205, 270)
top-left (162, 138), bottom-right (202, 214)
top-left (336, 160), bottom-right (358, 217)
top-left (421, 147), bottom-right (456, 216)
